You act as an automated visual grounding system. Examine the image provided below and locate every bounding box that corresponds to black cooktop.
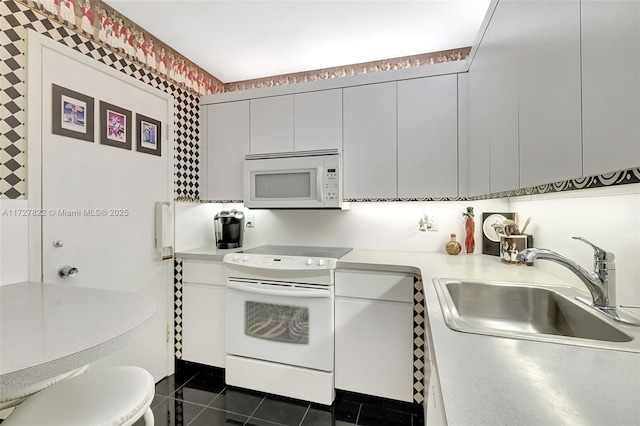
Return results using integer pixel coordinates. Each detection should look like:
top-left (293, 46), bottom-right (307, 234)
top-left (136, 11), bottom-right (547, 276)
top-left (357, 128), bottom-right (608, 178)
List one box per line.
top-left (242, 245), bottom-right (352, 259)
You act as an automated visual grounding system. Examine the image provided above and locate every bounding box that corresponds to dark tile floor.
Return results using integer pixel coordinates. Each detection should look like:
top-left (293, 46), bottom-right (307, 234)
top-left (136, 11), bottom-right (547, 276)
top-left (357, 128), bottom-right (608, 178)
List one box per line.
top-left (133, 365), bottom-right (423, 426)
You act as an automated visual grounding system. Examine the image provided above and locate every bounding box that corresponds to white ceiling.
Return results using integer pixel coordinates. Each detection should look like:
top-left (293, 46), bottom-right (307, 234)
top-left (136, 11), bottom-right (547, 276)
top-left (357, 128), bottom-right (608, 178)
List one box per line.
top-left (104, 0), bottom-right (491, 83)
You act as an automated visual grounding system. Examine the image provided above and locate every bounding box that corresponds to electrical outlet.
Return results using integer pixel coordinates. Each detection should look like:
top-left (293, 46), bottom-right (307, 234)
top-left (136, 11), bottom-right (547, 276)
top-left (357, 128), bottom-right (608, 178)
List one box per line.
top-left (428, 216), bottom-right (438, 231)
top-left (246, 214), bottom-right (255, 228)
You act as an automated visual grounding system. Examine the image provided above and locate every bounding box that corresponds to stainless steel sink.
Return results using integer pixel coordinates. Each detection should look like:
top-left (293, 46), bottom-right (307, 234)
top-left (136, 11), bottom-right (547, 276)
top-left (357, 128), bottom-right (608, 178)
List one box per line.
top-left (433, 279), bottom-right (639, 352)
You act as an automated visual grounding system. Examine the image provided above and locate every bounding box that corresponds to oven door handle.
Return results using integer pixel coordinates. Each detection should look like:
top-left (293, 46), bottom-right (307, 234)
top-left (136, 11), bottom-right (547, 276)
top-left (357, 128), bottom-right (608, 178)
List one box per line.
top-left (227, 280), bottom-right (331, 298)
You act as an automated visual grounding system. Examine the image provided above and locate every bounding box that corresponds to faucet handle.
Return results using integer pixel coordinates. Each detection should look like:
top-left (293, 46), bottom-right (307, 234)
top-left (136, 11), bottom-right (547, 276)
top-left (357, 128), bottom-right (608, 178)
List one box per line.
top-left (572, 236), bottom-right (615, 263)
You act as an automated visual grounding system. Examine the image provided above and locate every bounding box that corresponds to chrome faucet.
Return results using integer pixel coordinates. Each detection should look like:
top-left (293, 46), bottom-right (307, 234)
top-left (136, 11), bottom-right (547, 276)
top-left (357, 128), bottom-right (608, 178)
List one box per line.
top-left (517, 236), bottom-right (614, 307)
top-left (517, 236), bottom-right (640, 325)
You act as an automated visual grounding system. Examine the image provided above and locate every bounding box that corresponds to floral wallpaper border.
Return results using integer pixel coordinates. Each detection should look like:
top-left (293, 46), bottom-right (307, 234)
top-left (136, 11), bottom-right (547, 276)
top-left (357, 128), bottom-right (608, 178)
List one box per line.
top-left (16, 0), bottom-right (225, 96)
top-left (224, 47), bottom-right (471, 92)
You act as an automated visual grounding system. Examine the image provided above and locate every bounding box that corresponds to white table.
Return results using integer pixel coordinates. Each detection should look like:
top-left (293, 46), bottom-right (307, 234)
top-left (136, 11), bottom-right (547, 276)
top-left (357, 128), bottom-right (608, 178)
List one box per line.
top-left (0, 281), bottom-right (156, 393)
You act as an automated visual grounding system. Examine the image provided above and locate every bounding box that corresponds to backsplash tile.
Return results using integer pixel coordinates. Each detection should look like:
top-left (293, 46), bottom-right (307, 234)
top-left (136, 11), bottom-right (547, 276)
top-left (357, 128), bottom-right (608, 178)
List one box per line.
top-left (174, 258), bottom-right (183, 360)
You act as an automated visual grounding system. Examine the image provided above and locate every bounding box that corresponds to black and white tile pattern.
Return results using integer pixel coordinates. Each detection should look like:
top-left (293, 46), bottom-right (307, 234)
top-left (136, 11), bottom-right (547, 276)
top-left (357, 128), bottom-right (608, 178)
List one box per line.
top-left (0, 1), bottom-right (28, 199)
top-left (412, 277), bottom-right (425, 404)
top-left (174, 258), bottom-right (184, 360)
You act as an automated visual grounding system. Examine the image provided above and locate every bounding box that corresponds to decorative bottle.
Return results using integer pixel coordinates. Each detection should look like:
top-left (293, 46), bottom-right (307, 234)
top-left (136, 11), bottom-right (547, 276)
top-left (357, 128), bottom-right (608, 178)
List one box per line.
top-left (463, 206), bottom-right (475, 254)
top-left (445, 233), bottom-right (462, 255)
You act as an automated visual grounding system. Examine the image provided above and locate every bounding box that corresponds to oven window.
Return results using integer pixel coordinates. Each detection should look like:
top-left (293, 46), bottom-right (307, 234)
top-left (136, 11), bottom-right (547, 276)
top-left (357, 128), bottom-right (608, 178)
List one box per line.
top-left (255, 172), bottom-right (311, 199)
top-left (245, 301), bottom-right (309, 344)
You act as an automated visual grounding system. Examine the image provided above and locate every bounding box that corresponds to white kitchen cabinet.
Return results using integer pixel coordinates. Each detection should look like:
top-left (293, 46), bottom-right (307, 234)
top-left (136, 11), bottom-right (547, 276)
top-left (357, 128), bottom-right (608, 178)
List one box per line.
top-left (425, 358), bottom-right (446, 425)
top-left (343, 82), bottom-right (397, 199)
top-left (467, 43), bottom-right (491, 197)
top-left (181, 260), bottom-right (227, 368)
top-left (397, 75), bottom-right (458, 198)
top-left (424, 309), bottom-right (446, 424)
top-left (294, 89), bottom-right (342, 152)
top-left (335, 270), bottom-right (414, 402)
top-left (487, 0), bottom-right (520, 193)
top-left (517, 0), bottom-right (582, 188)
top-left (581, 0), bottom-right (640, 176)
top-left (250, 95), bottom-right (294, 154)
top-left (202, 101), bottom-right (249, 201)
top-left (457, 73), bottom-right (470, 197)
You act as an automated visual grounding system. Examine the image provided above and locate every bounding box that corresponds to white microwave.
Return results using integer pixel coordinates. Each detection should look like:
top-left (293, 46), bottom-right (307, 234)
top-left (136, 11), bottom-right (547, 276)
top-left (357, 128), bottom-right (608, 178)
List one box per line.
top-left (243, 149), bottom-right (348, 209)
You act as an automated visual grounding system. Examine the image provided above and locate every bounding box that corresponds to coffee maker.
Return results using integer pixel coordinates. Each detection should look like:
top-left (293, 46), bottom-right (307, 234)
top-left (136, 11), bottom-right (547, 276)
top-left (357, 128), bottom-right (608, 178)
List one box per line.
top-left (214, 209), bottom-right (245, 249)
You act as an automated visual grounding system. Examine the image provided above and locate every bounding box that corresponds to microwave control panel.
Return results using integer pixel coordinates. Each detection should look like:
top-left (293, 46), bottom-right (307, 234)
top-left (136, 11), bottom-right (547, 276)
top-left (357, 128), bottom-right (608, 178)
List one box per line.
top-left (325, 168), bottom-right (339, 202)
top-left (323, 155), bottom-right (341, 207)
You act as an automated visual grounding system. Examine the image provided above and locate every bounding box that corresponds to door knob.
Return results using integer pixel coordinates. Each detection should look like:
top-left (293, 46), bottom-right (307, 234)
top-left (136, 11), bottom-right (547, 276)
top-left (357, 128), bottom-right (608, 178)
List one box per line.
top-left (58, 265), bottom-right (79, 278)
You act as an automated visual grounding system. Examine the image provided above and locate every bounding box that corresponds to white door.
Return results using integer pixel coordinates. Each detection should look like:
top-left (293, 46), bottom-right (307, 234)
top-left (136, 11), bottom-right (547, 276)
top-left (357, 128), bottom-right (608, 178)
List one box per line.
top-left (28, 32), bottom-right (174, 381)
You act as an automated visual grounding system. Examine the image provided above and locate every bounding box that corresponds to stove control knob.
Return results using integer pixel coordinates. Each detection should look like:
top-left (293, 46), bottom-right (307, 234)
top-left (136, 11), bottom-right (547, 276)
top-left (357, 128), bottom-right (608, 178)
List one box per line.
top-left (318, 259), bottom-right (326, 267)
top-left (242, 255), bottom-right (250, 262)
top-left (305, 258), bottom-right (314, 266)
top-left (232, 254), bottom-right (241, 262)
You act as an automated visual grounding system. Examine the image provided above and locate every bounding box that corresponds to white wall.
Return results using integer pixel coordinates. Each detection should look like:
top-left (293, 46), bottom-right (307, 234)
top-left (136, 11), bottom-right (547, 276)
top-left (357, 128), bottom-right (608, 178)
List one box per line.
top-left (509, 183), bottom-right (640, 306)
top-left (176, 184), bottom-right (640, 306)
top-left (0, 199), bottom-right (29, 285)
top-left (176, 199), bottom-right (510, 253)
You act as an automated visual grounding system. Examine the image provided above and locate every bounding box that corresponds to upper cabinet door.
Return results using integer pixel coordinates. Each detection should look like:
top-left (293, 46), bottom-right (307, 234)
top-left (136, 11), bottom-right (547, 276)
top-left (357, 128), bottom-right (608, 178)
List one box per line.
top-left (250, 95), bottom-right (294, 154)
top-left (397, 75), bottom-right (458, 198)
top-left (467, 41), bottom-right (492, 197)
top-left (294, 89), bottom-right (342, 152)
top-left (581, 1), bottom-right (640, 176)
top-left (517, 0), bottom-right (582, 188)
top-left (205, 100), bottom-right (250, 201)
top-left (343, 82), bottom-right (397, 199)
top-left (487, 0), bottom-right (520, 193)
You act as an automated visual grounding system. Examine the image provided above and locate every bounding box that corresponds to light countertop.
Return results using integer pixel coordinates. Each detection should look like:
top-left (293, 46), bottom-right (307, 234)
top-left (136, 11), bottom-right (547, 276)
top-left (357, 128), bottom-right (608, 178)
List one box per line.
top-left (176, 247), bottom-right (640, 425)
top-left (0, 281), bottom-right (157, 393)
top-left (175, 245), bottom-right (245, 262)
top-left (339, 250), bottom-right (640, 426)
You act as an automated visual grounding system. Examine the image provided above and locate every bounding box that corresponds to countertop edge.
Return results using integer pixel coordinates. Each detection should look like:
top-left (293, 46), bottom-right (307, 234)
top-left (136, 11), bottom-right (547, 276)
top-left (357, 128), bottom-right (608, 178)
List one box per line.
top-left (0, 282), bottom-right (157, 393)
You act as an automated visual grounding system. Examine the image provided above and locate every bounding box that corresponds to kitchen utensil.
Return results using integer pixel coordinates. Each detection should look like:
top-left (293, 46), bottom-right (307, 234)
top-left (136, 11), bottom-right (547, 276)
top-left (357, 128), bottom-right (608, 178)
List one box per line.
top-left (503, 219), bottom-right (520, 236)
top-left (482, 212), bottom-right (516, 256)
top-left (521, 217), bottom-right (531, 234)
top-left (491, 223), bottom-right (505, 238)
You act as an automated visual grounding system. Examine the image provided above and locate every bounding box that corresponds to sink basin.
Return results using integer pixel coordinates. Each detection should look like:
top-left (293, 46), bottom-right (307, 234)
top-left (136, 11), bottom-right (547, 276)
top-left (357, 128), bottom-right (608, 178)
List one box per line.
top-left (433, 279), bottom-right (638, 352)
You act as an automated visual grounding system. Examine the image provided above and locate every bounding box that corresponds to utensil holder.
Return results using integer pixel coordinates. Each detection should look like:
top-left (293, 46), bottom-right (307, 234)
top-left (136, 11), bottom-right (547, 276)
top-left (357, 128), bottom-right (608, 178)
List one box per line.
top-left (499, 234), bottom-right (534, 264)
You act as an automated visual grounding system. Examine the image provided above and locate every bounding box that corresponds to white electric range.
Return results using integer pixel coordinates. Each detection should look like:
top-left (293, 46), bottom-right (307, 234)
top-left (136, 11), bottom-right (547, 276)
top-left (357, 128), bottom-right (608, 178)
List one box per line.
top-left (223, 245), bottom-right (352, 405)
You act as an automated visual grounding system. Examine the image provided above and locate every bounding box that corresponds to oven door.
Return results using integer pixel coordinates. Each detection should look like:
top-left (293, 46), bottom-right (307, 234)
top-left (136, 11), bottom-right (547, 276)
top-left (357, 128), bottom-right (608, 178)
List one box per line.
top-left (226, 278), bottom-right (334, 372)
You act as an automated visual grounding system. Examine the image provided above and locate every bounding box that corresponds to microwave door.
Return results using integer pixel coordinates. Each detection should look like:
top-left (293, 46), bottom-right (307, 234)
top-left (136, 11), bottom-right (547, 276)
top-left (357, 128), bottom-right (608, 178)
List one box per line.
top-left (252, 169), bottom-right (319, 201)
top-left (245, 159), bottom-right (325, 208)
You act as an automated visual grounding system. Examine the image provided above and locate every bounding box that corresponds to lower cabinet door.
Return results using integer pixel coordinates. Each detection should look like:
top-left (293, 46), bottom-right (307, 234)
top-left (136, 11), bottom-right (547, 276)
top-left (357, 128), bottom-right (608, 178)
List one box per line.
top-left (181, 282), bottom-right (226, 367)
top-left (335, 297), bottom-right (413, 402)
top-left (425, 360), bottom-right (446, 425)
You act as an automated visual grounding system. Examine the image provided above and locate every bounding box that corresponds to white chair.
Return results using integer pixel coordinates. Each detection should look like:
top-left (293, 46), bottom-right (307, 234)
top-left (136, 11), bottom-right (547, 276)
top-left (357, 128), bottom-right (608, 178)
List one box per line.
top-left (0, 365), bottom-right (89, 413)
top-left (2, 366), bottom-right (155, 426)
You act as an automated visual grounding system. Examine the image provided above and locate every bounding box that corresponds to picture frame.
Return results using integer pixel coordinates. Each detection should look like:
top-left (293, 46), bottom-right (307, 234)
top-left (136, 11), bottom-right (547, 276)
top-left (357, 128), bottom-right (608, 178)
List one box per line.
top-left (100, 101), bottom-right (132, 150)
top-left (135, 114), bottom-right (162, 157)
top-left (52, 84), bottom-right (94, 142)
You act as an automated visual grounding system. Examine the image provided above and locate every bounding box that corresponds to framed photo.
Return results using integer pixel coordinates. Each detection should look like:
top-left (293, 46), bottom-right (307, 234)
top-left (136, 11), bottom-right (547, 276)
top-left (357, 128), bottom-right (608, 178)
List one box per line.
top-left (52, 84), bottom-right (94, 142)
top-left (100, 101), bottom-right (132, 150)
top-left (135, 114), bottom-right (162, 157)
